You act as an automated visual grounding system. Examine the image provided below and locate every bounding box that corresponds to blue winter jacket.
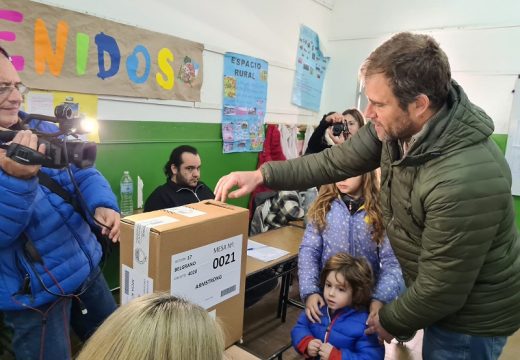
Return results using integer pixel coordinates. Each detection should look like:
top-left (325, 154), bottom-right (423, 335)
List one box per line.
top-left (299, 199), bottom-right (404, 303)
top-left (291, 305), bottom-right (384, 360)
top-left (0, 116), bottom-right (118, 311)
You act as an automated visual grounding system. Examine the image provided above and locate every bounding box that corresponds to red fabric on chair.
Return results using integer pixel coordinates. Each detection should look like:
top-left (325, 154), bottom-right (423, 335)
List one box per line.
top-left (248, 124), bottom-right (286, 218)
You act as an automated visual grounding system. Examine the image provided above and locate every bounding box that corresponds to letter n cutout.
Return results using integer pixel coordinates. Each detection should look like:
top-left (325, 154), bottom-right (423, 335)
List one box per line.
top-left (34, 19), bottom-right (68, 76)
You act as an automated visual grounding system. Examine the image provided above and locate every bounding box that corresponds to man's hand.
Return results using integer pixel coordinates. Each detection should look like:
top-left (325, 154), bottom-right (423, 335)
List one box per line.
top-left (94, 207), bottom-right (121, 243)
top-left (318, 342), bottom-right (333, 360)
top-left (0, 130), bottom-right (45, 179)
top-left (365, 311), bottom-right (394, 343)
top-left (214, 169), bottom-right (263, 202)
top-left (307, 338), bottom-right (322, 357)
top-left (305, 293), bottom-right (325, 323)
top-left (367, 299), bottom-right (384, 326)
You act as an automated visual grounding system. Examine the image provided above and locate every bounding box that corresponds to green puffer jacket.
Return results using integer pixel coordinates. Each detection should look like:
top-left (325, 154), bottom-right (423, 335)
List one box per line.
top-left (262, 81), bottom-right (520, 337)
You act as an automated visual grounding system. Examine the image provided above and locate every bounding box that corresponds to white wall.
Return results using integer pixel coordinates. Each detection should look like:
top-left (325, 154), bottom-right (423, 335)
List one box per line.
top-left (31, 1), bottom-right (520, 133)
top-left (323, 0), bottom-right (520, 134)
top-left (33, 0), bottom-right (333, 125)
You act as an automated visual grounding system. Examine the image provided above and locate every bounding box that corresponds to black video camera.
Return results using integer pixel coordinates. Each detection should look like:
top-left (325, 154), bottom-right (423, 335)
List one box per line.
top-left (0, 101), bottom-right (97, 169)
top-left (3, 134), bottom-right (97, 169)
top-left (332, 122), bottom-right (348, 137)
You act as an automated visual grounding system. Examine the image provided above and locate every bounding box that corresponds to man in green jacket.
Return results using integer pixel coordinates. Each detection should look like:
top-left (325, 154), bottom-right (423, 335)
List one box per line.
top-left (215, 32), bottom-right (520, 360)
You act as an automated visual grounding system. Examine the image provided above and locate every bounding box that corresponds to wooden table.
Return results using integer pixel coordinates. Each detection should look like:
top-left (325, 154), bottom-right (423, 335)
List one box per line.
top-left (246, 225), bottom-right (304, 322)
top-left (246, 225), bottom-right (303, 275)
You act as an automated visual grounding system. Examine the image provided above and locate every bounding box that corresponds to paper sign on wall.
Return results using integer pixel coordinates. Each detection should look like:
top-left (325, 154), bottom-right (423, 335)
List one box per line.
top-left (1, 0), bottom-right (204, 101)
top-left (291, 25), bottom-right (330, 112)
top-left (222, 52), bottom-right (268, 153)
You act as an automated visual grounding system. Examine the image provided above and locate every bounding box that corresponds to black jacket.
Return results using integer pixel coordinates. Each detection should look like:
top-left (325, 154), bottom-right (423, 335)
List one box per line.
top-left (305, 112), bottom-right (335, 155)
top-left (144, 180), bottom-right (215, 212)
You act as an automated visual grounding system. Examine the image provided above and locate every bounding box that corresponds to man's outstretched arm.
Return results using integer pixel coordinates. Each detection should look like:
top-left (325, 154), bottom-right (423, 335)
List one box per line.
top-left (214, 168), bottom-right (263, 202)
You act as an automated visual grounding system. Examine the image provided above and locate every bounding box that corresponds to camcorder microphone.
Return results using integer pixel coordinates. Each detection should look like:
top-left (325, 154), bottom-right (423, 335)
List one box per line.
top-left (0, 102), bottom-right (97, 169)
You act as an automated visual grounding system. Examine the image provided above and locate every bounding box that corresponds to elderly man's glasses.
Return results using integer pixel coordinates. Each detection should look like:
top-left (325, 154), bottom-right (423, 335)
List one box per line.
top-left (0, 83), bottom-right (29, 96)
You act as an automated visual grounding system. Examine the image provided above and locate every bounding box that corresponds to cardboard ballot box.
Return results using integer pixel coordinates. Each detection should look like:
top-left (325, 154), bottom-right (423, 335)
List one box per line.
top-left (120, 200), bottom-right (249, 348)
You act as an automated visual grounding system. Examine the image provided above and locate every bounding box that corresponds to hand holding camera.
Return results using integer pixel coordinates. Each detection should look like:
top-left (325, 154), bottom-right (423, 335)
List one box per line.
top-left (331, 122), bottom-right (348, 137)
top-left (325, 112), bottom-right (349, 144)
top-left (0, 100), bottom-right (97, 169)
top-left (0, 130), bottom-right (46, 178)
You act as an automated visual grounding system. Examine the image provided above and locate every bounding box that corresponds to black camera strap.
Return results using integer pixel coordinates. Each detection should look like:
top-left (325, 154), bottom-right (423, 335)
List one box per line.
top-left (37, 171), bottom-right (111, 263)
top-left (37, 171), bottom-right (82, 214)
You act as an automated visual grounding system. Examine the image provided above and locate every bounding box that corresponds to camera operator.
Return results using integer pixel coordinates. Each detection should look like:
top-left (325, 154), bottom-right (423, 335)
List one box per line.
top-left (305, 108), bottom-right (365, 155)
top-left (0, 46), bottom-right (120, 359)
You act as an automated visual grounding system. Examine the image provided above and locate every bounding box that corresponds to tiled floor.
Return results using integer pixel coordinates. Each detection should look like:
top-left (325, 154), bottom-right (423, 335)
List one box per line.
top-left (241, 278), bottom-right (520, 359)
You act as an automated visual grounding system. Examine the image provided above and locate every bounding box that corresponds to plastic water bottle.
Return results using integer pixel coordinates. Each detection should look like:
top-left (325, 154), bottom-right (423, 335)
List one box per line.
top-left (120, 171), bottom-right (133, 217)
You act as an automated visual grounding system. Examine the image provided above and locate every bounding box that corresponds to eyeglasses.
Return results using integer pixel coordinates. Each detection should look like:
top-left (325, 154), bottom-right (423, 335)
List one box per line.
top-left (0, 83), bottom-right (29, 96)
top-left (0, 46), bottom-right (10, 59)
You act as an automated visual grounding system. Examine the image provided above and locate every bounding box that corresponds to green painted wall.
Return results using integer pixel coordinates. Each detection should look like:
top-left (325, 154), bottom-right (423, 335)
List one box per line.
top-left (95, 121), bottom-right (259, 288)
top-left (94, 122), bottom-right (520, 288)
top-left (95, 121), bottom-right (259, 209)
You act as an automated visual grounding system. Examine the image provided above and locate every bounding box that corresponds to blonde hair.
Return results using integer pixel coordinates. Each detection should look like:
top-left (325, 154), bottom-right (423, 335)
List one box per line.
top-left (76, 293), bottom-right (225, 360)
top-left (306, 170), bottom-right (384, 245)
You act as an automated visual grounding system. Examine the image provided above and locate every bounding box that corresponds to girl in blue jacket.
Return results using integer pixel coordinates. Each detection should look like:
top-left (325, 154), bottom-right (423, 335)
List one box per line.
top-left (298, 171), bottom-right (403, 325)
top-left (292, 253), bottom-right (384, 360)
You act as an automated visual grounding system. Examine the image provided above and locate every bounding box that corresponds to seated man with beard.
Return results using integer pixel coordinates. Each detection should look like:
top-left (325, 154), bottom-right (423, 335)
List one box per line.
top-left (144, 145), bottom-right (214, 211)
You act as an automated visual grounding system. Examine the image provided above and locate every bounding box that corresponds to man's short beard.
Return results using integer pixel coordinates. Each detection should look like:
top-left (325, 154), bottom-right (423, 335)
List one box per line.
top-left (174, 174), bottom-right (194, 187)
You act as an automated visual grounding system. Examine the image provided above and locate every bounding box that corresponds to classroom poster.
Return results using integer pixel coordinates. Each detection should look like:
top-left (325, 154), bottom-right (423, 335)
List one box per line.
top-left (0, 0), bottom-right (203, 101)
top-left (221, 53), bottom-right (268, 153)
top-left (291, 25), bottom-right (330, 112)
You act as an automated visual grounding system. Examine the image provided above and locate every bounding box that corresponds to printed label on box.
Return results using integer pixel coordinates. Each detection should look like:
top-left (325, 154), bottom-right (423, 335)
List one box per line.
top-left (165, 206), bottom-right (206, 218)
top-left (121, 264), bottom-right (154, 305)
top-left (171, 235), bottom-right (242, 309)
top-left (134, 216), bottom-right (178, 276)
